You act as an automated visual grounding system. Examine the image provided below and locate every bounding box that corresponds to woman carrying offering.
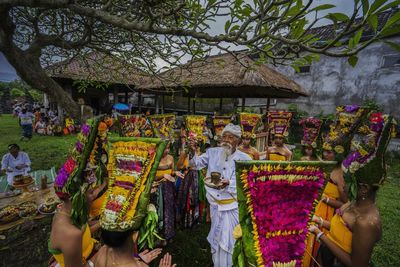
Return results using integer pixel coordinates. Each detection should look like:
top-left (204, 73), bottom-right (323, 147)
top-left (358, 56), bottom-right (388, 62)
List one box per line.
top-left (303, 105), bottom-right (370, 267)
top-left (309, 112), bottom-right (394, 267)
top-left (299, 117), bottom-right (322, 161)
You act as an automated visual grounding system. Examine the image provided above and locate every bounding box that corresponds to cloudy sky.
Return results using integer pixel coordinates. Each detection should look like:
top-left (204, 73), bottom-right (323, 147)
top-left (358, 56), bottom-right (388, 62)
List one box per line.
top-left (0, 0), bottom-right (387, 81)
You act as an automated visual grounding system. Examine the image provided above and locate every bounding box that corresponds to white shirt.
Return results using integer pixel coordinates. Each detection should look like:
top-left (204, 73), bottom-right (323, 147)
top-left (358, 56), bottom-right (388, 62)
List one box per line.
top-left (1, 152), bottom-right (31, 185)
top-left (18, 112), bottom-right (34, 126)
top-left (190, 147), bottom-right (251, 211)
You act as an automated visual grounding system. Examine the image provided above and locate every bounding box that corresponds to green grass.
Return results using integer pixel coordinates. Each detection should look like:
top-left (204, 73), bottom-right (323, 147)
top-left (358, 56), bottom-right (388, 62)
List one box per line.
top-left (0, 114), bottom-right (399, 266)
top-left (0, 114), bottom-right (75, 171)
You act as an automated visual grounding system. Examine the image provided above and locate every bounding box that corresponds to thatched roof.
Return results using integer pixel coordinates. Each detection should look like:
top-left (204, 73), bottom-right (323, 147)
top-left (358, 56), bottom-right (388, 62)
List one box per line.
top-left (46, 52), bottom-right (147, 86)
top-left (138, 53), bottom-right (308, 98)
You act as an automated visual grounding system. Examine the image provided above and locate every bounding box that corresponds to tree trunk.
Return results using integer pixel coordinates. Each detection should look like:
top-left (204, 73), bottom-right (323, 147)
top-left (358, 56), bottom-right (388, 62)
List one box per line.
top-left (1, 49), bottom-right (81, 119)
top-left (0, 7), bottom-right (81, 118)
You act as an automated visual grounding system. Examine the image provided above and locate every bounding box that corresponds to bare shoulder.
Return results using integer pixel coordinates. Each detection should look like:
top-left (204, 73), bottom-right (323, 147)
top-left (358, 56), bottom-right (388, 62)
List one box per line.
top-left (166, 154), bottom-right (174, 162)
top-left (354, 211), bottom-right (382, 239)
top-left (52, 218), bottom-right (82, 245)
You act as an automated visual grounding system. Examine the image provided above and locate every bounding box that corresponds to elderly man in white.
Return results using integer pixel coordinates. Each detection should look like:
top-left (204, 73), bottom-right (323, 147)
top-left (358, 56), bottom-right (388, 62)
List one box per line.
top-left (1, 144), bottom-right (31, 188)
top-left (188, 124), bottom-right (251, 267)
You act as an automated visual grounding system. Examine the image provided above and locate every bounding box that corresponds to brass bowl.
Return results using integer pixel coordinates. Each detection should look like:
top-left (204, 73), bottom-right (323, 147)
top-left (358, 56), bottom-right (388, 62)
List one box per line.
top-left (210, 172), bottom-right (221, 185)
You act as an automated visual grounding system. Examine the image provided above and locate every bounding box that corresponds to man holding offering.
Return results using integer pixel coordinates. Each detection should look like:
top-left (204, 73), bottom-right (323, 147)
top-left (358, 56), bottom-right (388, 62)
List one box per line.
top-left (187, 123), bottom-right (251, 267)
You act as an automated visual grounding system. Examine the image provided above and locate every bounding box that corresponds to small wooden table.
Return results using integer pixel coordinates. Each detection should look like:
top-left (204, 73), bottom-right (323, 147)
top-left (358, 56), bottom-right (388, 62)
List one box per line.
top-left (0, 187), bottom-right (57, 266)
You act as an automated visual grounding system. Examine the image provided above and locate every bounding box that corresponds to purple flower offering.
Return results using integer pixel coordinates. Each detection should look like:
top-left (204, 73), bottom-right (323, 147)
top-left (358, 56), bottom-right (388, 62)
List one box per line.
top-left (81, 123), bottom-right (91, 136)
top-left (55, 167), bottom-right (69, 188)
top-left (344, 104), bottom-right (359, 113)
top-left (75, 141), bottom-right (83, 153)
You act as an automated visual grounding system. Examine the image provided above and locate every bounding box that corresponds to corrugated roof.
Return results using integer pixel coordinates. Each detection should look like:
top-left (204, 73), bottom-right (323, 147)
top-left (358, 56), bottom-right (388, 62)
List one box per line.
top-left (308, 9), bottom-right (397, 42)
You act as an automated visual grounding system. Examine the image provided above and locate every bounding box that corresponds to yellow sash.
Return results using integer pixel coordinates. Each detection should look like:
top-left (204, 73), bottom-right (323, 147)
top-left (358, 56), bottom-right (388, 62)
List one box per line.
top-left (327, 214), bottom-right (352, 254)
top-left (214, 198), bottom-right (236, 205)
top-left (269, 153), bottom-right (287, 161)
top-left (89, 192), bottom-right (107, 218)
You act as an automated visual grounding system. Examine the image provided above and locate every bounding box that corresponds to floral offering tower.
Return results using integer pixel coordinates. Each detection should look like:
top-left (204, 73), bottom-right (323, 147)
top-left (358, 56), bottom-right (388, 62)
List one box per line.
top-left (233, 161), bottom-right (336, 267)
top-left (54, 116), bottom-right (113, 226)
top-left (342, 112), bottom-right (395, 199)
top-left (212, 115), bottom-right (232, 138)
top-left (267, 111), bottom-right (292, 137)
top-left (322, 105), bottom-right (370, 163)
top-left (118, 114), bottom-right (148, 137)
top-left (147, 114), bottom-right (176, 141)
top-left (239, 113), bottom-right (262, 139)
top-left (299, 118), bottom-right (322, 148)
top-left (184, 115), bottom-right (207, 144)
top-left (100, 137), bottom-right (167, 231)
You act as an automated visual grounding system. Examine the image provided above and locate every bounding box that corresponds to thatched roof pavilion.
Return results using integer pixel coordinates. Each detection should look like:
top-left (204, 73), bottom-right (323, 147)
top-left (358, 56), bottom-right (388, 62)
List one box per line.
top-left (138, 53), bottom-right (308, 99)
top-left (47, 52), bottom-right (147, 86)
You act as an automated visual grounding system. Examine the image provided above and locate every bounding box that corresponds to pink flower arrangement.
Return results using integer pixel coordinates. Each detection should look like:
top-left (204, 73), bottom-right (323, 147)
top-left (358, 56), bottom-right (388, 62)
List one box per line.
top-left (243, 166), bottom-right (325, 267)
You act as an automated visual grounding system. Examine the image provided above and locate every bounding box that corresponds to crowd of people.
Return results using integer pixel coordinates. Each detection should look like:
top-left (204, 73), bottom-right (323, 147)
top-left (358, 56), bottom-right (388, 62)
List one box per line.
top-left (1, 104), bottom-right (395, 267)
top-left (12, 102), bottom-right (80, 140)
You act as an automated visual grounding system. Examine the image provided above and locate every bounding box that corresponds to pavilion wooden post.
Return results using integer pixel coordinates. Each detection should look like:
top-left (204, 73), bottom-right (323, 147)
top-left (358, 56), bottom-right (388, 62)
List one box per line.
top-left (155, 95), bottom-right (159, 114)
top-left (138, 91), bottom-right (142, 113)
top-left (219, 98), bottom-right (223, 112)
top-left (192, 97), bottom-right (196, 114)
top-left (124, 91), bottom-right (128, 103)
top-left (241, 97), bottom-right (246, 112)
top-left (187, 96), bottom-right (191, 114)
top-left (161, 95), bottom-right (165, 114)
top-left (113, 87), bottom-right (118, 104)
top-left (265, 97), bottom-right (271, 153)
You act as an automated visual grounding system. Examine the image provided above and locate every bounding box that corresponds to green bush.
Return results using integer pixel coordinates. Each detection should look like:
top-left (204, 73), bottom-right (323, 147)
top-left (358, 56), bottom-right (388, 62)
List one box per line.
top-left (10, 88), bottom-right (25, 98)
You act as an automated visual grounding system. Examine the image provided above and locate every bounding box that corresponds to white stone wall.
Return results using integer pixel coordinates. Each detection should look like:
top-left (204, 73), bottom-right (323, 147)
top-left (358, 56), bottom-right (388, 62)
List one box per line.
top-left (251, 36), bottom-right (400, 117)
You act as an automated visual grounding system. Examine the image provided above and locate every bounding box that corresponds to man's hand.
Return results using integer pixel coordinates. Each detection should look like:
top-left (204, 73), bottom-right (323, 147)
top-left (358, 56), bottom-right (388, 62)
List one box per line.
top-left (221, 179), bottom-right (230, 185)
top-left (15, 164), bottom-right (25, 170)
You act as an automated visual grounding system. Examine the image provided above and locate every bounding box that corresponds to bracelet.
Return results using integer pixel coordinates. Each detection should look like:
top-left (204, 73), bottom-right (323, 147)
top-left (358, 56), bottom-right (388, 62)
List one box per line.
top-left (316, 231), bottom-right (324, 241)
top-left (325, 197), bottom-right (330, 204)
top-left (319, 216), bottom-right (323, 227)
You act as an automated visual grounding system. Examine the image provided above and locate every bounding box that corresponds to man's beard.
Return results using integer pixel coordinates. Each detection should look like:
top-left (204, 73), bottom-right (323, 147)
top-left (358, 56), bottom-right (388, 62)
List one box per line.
top-left (220, 142), bottom-right (234, 157)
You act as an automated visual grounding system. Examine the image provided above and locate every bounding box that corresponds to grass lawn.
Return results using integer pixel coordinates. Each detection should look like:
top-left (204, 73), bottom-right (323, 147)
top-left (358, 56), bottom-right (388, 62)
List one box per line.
top-left (0, 114), bottom-right (398, 266)
top-left (0, 114), bottom-right (75, 171)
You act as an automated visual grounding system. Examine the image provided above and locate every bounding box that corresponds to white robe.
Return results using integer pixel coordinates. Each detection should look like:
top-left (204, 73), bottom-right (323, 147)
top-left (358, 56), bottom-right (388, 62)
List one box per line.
top-left (1, 152), bottom-right (31, 185)
top-left (190, 147), bottom-right (251, 267)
